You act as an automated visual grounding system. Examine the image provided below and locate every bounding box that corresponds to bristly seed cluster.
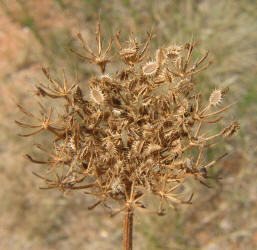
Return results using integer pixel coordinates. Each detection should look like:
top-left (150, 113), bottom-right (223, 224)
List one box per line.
top-left (16, 22), bottom-right (239, 216)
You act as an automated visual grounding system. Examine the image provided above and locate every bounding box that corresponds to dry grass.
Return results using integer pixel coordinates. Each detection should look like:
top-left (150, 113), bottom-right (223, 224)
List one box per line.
top-left (0, 0), bottom-right (256, 249)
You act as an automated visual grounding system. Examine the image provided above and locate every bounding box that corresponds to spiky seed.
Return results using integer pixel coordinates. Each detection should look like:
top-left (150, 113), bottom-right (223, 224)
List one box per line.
top-left (132, 140), bottom-right (145, 154)
top-left (105, 140), bottom-right (118, 155)
top-left (165, 45), bottom-right (183, 60)
top-left (90, 87), bottom-right (105, 104)
top-left (222, 121), bottom-right (240, 137)
top-left (142, 61), bottom-right (159, 76)
top-left (100, 74), bottom-right (112, 82)
top-left (209, 89), bottom-right (222, 106)
top-left (119, 48), bottom-right (137, 57)
top-left (176, 78), bottom-right (194, 96)
top-left (146, 143), bottom-right (162, 155)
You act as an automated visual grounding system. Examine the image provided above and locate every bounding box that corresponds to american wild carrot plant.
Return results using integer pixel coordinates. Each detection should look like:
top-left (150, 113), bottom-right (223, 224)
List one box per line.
top-left (16, 22), bottom-right (239, 250)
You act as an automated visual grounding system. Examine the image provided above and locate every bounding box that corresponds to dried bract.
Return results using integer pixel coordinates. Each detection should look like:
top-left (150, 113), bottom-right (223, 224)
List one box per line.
top-left (69, 22), bottom-right (113, 73)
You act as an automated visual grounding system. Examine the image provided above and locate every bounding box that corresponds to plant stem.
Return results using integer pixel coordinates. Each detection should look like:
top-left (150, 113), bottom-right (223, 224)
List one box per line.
top-left (123, 209), bottom-right (134, 250)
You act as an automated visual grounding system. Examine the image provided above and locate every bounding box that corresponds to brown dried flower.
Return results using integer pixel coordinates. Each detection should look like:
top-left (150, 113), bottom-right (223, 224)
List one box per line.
top-left (16, 22), bottom-right (239, 250)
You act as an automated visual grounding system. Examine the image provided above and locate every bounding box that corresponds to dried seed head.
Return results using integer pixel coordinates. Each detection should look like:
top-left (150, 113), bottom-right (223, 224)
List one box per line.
top-left (142, 61), bottom-right (159, 76)
top-left (116, 31), bottom-right (152, 65)
top-left (177, 78), bottom-right (195, 96)
top-left (165, 45), bottom-right (183, 60)
top-left (222, 121), bottom-right (240, 137)
top-left (16, 25), bottom-right (238, 218)
top-left (90, 87), bottom-right (105, 104)
top-left (119, 47), bottom-right (138, 66)
top-left (209, 89), bottom-right (223, 106)
top-left (120, 47), bottom-right (137, 57)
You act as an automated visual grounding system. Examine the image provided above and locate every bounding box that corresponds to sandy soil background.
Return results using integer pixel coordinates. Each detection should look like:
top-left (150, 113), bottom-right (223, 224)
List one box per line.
top-left (0, 1), bottom-right (256, 249)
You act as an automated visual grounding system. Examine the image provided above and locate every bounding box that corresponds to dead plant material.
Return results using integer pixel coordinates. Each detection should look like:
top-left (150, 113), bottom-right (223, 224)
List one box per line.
top-left (16, 21), bottom-right (239, 250)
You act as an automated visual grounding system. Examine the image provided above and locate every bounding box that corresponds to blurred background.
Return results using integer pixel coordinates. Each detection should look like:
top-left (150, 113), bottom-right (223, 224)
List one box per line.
top-left (0, 0), bottom-right (256, 249)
